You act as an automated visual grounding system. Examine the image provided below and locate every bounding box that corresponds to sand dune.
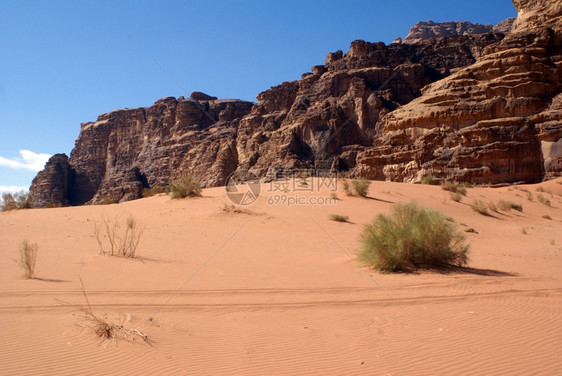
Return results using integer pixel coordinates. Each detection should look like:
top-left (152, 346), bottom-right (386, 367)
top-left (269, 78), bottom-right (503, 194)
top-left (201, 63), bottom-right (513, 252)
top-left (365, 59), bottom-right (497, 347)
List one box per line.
top-left (1, 179), bottom-right (561, 375)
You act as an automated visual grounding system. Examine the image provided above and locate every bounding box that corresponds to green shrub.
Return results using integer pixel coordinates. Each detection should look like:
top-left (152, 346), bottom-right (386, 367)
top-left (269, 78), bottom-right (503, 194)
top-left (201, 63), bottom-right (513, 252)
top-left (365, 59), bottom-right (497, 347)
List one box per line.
top-left (359, 202), bottom-right (469, 272)
top-left (470, 200), bottom-right (489, 216)
top-left (351, 178), bottom-right (371, 197)
top-left (441, 181), bottom-right (467, 196)
top-left (169, 174), bottom-right (202, 199)
top-left (17, 240), bottom-right (38, 279)
top-left (142, 185), bottom-right (165, 198)
top-left (329, 214), bottom-right (349, 223)
top-left (421, 175), bottom-right (438, 185)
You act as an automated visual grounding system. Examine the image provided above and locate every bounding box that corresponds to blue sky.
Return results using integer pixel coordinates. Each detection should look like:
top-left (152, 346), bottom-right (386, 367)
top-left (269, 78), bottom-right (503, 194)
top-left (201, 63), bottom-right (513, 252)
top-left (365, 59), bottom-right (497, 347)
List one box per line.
top-left (0, 0), bottom-right (517, 192)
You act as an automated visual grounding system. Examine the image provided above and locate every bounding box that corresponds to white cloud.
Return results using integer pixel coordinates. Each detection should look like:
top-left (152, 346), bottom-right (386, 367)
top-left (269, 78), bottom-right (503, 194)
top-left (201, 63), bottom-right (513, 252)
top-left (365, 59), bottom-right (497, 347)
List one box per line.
top-left (0, 185), bottom-right (28, 194)
top-left (0, 150), bottom-right (51, 172)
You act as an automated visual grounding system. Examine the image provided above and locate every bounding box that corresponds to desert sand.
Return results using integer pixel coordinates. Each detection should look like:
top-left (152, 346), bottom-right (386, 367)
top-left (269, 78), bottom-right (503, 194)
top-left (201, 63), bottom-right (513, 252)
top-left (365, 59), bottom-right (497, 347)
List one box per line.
top-left (1, 178), bottom-right (561, 375)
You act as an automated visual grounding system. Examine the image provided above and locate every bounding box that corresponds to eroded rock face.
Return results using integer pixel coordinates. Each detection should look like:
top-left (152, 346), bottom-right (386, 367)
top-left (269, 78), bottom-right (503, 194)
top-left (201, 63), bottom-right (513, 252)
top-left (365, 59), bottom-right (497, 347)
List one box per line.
top-left (402, 21), bottom-right (495, 45)
top-left (30, 0), bottom-right (561, 207)
top-left (33, 95), bottom-right (253, 206)
top-left (233, 33), bottom-right (505, 180)
top-left (29, 154), bottom-right (71, 208)
top-left (354, 1), bottom-right (562, 184)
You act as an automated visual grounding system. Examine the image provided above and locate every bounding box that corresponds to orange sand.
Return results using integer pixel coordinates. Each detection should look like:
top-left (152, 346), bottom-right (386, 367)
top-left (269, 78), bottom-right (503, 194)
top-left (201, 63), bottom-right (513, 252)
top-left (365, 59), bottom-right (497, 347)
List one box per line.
top-left (1, 178), bottom-right (561, 375)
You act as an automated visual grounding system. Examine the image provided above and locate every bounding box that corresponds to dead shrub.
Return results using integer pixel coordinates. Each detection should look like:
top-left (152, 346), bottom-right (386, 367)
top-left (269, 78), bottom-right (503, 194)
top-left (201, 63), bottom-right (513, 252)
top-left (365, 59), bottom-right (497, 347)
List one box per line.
top-left (94, 215), bottom-right (145, 258)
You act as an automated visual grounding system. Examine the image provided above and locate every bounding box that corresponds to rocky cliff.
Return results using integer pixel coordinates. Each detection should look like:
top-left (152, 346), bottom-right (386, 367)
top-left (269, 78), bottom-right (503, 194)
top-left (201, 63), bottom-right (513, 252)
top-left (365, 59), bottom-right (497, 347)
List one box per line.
top-left (356, 0), bottom-right (561, 184)
top-left (400, 21), bottom-right (495, 44)
top-left (30, 0), bottom-right (561, 207)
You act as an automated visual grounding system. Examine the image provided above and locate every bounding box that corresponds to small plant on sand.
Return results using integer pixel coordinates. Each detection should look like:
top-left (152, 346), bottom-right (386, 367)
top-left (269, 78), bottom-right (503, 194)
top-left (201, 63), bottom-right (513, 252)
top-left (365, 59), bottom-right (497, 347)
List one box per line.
top-left (94, 215), bottom-right (145, 258)
top-left (537, 194), bottom-right (551, 207)
top-left (359, 202), bottom-right (469, 272)
top-left (449, 191), bottom-right (463, 202)
top-left (220, 203), bottom-right (255, 215)
top-left (98, 195), bottom-right (117, 205)
top-left (535, 186), bottom-right (545, 193)
top-left (329, 214), bottom-right (349, 223)
top-left (342, 181), bottom-right (352, 196)
top-left (16, 240), bottom-right (38, 279)
top-left (521, 227), bottom-right (527, 235)
top-left (1, 191), bottom-right (31, 211)
top-left (329, 192), bottom-right (338, 200)
top-left (351, 178), bottom-right (371, 197)
top-left (441, 181), bottom-right (467, 196)
top-left (525, 190), bottom-right (533, 201)
top-left (142, 185), bottom-right (165, 198)
top-left (542, 214), bottom-right (552, 220)
top-left (470, 200), bottom-right (489, 216)
top-left (465, 228), bottom-right (478, 233)
top-left (78, 278), bottom-right (150, 344)
top-left (421, 175), bottom-right (438, 185)
top-left (488, 201), bottom-right (498, 213)
top-left (497, 200), bottom-right (523, 212)
top-left (169, 173), bottom-right (202, 199)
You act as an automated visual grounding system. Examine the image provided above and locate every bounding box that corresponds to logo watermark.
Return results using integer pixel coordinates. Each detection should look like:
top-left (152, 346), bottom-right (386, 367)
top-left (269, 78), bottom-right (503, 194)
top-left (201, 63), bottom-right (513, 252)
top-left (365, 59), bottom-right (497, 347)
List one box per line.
top-left (225, 168), bottom-right (338, 206)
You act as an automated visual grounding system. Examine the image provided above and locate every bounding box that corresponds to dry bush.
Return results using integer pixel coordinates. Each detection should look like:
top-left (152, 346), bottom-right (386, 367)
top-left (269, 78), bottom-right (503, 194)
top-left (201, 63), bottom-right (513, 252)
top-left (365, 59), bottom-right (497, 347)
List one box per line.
top-left (441, 181), bottom-right (467, 196)
top-left (537, 194), bottom-right (551, 207)
top-left (1, 191), bottom-right (31, 211)
top-left (342, 181), bottom-right (352, 196)
top-left (142, 186), bottom-right (165, 198)
top-left (94, 215), bottom-right (145, 258)
top-left (329, 192), bottom-right (338, 200)
top-left (470, 200), bottom-right (489, 216)
top-left (351, 178), bottom-right (371, 197)
top-left (542, 214), bottom-right (552, 220)
top-left (329, 214), bottom-right (349, 222)
top-left (359, 202), bottom-right (469, 272)
top-left (98, 195), bottom-right (117, 205)
top-left (497, 200), bottom-right (523, 212)
top-left (449, 191), bottom-right (463, 202)
top-left (169, 174), bottom-right (202, 199)
top-left (220, 203), bottom-right (255, 215)
top-left (78, 278), bottom-right (150, 344)
top-left (16, 240), bottom-right (38, 279)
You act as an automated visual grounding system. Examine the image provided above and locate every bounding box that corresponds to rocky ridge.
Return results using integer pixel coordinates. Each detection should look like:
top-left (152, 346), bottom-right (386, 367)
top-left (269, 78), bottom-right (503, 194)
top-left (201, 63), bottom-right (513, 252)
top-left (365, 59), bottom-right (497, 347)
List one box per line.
top-left (30, 0), bottom-right (561, 207)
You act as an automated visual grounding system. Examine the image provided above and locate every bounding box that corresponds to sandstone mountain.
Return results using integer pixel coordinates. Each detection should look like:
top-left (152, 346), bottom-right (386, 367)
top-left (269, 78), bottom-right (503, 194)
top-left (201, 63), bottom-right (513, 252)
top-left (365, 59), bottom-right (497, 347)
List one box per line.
top-left (395, 19), bottom-right (516, 45)
top-left (30, 0), bottom-right (561, 207)
top-left (400, 21), bottom-right (494, 44)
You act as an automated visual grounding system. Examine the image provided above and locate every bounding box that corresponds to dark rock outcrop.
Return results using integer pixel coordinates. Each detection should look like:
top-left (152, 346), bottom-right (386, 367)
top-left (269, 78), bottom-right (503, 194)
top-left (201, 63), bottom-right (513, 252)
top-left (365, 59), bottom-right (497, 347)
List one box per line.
top-left (30, 154), bottom-right (71, 208)
top-left (30, 0), bottom-right (561, 207)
